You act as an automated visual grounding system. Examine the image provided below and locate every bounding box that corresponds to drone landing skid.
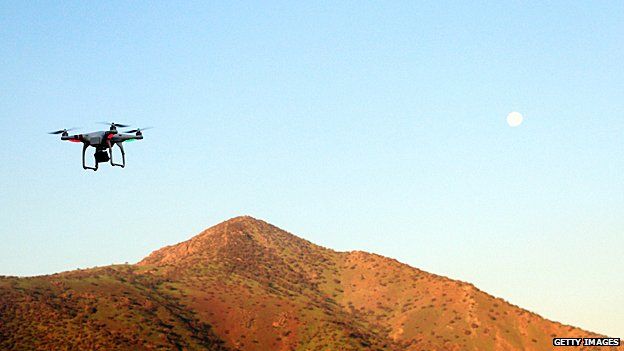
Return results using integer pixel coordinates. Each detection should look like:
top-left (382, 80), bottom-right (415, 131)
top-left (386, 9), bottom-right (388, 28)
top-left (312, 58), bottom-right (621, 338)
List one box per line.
top-left (109, 142), bottom-right (125, 168)
top-left (82, 144), bottom-right (98, 171)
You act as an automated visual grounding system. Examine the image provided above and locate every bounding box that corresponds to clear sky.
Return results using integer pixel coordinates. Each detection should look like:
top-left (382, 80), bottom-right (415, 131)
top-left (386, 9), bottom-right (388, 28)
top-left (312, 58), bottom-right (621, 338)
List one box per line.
top-left (1, 0), bottom-right (622, 337)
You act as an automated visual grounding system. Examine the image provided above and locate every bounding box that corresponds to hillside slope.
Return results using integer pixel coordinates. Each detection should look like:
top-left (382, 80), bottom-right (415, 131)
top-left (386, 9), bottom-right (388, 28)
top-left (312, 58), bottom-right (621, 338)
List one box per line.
top-left (1, 216), bottom-right (620, 350)
top-left (0, 266), bottom-right (228, 350)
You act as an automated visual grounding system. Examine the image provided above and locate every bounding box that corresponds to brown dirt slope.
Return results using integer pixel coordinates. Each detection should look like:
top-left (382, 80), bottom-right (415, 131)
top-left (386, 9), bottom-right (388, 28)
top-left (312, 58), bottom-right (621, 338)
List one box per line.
top-left (1, 216), bottom-right (620, 351)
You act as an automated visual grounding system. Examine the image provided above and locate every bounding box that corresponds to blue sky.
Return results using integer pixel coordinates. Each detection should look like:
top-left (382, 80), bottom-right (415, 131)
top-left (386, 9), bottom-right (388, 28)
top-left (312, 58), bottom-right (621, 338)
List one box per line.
top-left (1, 1), bottom-right (622, 337)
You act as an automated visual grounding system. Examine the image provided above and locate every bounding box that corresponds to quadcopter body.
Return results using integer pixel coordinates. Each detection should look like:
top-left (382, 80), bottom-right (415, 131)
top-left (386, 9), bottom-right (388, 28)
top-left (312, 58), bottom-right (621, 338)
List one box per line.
top-left (50, 122), bottom-right (148, 171)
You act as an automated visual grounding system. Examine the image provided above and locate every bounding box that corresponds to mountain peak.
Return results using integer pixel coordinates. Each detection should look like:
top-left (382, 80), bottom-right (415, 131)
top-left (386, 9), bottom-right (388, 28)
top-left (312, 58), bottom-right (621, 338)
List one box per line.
top-left (219, 215), bottom-right (265, 226)
top-left (138, 216), bottom-right (317, 266)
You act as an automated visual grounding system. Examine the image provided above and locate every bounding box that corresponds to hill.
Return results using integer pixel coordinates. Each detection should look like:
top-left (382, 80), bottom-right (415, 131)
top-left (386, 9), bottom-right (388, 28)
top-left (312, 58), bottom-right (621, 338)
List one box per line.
top-left (0, 216), bottom-right (620, 350)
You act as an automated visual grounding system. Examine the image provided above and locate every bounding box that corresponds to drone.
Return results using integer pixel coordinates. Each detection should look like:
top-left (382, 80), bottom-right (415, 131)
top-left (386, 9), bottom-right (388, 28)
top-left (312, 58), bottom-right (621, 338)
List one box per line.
top-left (49, 122), bottom-right (150, 171)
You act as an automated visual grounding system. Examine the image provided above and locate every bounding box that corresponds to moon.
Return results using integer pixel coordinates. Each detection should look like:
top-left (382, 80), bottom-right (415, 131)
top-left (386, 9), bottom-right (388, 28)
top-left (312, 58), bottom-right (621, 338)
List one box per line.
top-left (506, 112), bottom-right (523, 127)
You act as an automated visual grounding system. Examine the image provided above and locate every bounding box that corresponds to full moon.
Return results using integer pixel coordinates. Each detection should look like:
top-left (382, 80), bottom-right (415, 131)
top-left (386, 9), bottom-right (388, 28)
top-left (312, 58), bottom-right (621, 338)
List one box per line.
top-left (507, 111), bottom-right (523, 127)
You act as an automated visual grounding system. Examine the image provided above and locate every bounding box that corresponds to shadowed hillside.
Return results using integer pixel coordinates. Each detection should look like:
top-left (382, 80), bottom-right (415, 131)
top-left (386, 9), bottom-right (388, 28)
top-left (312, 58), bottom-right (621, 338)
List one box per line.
top-left (1, 216), bottom-right (620, 350)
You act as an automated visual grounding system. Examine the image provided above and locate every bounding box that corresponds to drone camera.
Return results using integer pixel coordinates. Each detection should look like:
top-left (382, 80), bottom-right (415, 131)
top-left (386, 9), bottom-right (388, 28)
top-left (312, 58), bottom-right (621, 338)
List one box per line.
top-left (94, 150), bottom-right (110, 163)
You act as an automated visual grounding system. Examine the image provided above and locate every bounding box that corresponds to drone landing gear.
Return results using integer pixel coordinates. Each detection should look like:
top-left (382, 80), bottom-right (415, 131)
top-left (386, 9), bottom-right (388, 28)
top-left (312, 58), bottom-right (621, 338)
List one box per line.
top-left (81, 143), bottom-right (126, 171)
top-left (82, 144), bottom-right (98, 171)
top-left (109, 142), bottom-right (125, 168)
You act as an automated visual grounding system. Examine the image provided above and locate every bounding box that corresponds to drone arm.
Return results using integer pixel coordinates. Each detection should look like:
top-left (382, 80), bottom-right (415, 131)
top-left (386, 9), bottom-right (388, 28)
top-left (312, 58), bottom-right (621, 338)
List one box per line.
top-left (82, 143), bottom-right (97, 171)
top-left (61, 134), bottom-right (82, 142)
top-left (109, 142), bottom-right (125, 168)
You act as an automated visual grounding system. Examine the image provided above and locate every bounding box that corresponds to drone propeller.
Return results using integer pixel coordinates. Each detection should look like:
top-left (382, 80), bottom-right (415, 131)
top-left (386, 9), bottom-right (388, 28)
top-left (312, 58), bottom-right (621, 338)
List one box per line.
top-left (48, 127), bottom-right (79, 135)
top-left (98, 121), bottom-right (131, 128)
top-left (124, 127), bottom-right (153, 134)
